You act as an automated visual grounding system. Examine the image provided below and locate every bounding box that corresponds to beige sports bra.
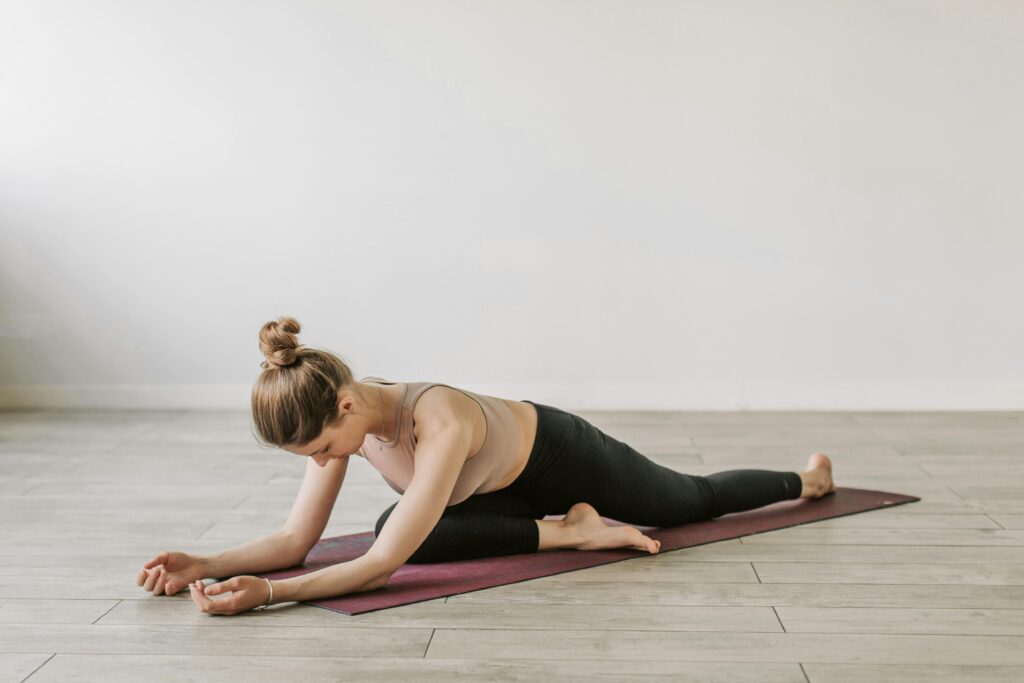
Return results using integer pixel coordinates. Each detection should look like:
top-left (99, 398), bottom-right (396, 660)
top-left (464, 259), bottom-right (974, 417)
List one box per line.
top-left (357, 376), bottom-right (525, 506)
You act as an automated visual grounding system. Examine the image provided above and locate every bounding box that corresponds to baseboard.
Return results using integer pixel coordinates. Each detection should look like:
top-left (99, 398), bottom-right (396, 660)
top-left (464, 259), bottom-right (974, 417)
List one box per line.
top-left (0, 381), bottom-right (1020, 410)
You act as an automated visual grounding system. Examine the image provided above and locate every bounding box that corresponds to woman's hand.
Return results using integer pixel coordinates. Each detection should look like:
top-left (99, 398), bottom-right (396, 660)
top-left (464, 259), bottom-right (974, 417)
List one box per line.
top-left (188, 576), bottom-right (271, 616)
top-left (137, 550), bottom-right (206, 596)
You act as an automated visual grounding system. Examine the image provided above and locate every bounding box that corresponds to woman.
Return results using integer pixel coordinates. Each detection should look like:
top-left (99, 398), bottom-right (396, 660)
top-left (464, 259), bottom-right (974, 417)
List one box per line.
top-left (137, 316), bottom-right (837, 614)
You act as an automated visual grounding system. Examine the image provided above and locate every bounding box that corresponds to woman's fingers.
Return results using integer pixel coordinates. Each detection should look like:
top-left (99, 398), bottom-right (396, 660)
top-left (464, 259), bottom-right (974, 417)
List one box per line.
top-left (142, 565), bottom-right (162, 592)
top-left (190, 581), bottom-right (219, 613)
top-left (218, 577), bottom-right (240, 592)
top-left (139, 563), bottom-right (200, 596)
top-left (142, 567), bottom-right (157, 592)
top-left (190, 580), bottom-right (243, 615)
top-left (153, 568), bottom-right (168, 595)
top-left (143, 551), bottom-right (168, 570)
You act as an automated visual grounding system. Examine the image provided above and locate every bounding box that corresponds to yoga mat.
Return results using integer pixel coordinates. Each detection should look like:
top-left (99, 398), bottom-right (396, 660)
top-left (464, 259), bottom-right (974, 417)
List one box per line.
top-left (255, 486), bottom-right (918, 615)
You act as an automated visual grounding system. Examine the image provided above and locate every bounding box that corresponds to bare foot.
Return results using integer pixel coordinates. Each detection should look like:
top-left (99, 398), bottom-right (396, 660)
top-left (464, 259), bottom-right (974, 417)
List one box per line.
top-left (562, 502), bottom-right (661, 554)
top-left (803, 452), bottom-right (837, 498)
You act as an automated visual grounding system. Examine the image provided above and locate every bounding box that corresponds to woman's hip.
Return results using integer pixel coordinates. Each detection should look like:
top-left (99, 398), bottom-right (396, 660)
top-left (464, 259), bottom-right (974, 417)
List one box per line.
top-left (506, 401), bottom-right (687, 510)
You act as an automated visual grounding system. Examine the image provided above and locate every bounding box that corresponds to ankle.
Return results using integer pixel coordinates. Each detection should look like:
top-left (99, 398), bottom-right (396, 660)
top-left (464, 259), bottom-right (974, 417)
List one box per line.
top-left (536, 518), bottom-right (580, 551)
top-left (798, 470), bottom-right (821, 498)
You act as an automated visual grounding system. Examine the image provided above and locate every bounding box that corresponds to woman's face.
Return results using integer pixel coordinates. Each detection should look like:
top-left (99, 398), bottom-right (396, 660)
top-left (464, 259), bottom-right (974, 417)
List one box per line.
top-left (282, 391), bottom-right (370, 466)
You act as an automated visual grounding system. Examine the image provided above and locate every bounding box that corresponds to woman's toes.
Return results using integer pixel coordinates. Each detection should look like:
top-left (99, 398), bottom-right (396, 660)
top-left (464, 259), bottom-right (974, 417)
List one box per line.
top-left (806, 453), bottom-right (836, 496)
top-left (808, 452), bottom-right (831, 470)
top-left (638, 532), bottom-right (660, 553)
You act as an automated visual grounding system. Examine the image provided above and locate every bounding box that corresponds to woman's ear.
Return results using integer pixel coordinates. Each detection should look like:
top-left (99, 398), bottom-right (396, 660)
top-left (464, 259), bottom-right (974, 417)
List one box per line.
top-left (335, 390), bottom-right (354, 421)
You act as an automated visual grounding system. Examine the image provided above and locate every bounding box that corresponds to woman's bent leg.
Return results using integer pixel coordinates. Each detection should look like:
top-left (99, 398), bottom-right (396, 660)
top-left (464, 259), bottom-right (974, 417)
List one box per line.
top-left (373, 489), bottom-right (543, 564)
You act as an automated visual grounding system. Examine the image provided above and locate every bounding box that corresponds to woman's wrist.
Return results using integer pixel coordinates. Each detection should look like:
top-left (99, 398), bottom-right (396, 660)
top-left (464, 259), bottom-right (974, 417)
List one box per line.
top-left (195, 553), bottom-right (218, 578)
top-left (269, 576), bottom-right (300, 604)
top-left (269, 559), bottom-right (390, 604)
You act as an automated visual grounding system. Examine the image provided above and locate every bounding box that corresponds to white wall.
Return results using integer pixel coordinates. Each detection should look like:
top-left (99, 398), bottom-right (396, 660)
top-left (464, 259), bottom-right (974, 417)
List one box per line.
top-left (1, 0), bottom-right (1022, 410)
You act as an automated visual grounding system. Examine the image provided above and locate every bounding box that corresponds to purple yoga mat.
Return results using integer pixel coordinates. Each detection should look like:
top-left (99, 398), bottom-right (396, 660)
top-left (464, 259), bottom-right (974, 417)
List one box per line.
top-left (255, 486), bottom-right (919, 614)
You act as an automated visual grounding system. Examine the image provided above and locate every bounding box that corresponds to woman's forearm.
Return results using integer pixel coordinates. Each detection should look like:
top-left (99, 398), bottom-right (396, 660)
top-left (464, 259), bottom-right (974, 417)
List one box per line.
top-left (271, 554), bottom-right (389, 604)
top-left (199, 530), bottom-right (307, 579)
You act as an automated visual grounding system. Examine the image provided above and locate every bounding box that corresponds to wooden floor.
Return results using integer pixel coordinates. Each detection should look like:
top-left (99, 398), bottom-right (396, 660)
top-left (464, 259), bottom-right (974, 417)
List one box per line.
top-left (1, 408), bottom-right (1022, 682)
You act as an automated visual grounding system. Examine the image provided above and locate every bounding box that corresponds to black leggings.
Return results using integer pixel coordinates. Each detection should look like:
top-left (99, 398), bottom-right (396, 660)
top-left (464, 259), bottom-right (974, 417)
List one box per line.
top-left (373, 400), bottom-right (803, 563)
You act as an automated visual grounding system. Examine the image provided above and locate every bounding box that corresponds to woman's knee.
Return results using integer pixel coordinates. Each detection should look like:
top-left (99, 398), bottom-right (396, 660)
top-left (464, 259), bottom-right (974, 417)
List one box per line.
top-left (374, 512), bottom-right (450, 563)
top-left (374, 503), bottom-right (397, 537)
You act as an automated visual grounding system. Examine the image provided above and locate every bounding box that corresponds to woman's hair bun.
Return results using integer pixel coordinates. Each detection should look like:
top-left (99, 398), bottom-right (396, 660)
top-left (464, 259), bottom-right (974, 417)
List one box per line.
top-left (259, 316), bottom-right (303, 370)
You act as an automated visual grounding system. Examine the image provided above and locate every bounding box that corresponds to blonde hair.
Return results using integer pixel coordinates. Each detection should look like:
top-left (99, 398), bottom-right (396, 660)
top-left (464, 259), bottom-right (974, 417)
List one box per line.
top-left (251, 316), bottom-right (364, 449)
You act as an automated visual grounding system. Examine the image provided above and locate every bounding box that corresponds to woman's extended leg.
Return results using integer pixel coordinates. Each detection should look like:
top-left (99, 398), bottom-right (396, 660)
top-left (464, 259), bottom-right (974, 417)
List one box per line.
top-left (506, 402), bottom-right (837, 529)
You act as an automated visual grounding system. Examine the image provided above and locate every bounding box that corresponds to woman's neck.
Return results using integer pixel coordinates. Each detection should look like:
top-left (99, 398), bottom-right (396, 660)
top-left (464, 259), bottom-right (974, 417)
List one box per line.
top-left (366, 382), bottom-right (402, 442)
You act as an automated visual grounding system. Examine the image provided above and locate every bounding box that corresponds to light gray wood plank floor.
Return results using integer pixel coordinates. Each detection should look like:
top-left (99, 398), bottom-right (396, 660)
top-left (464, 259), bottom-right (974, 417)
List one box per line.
top-left (1, 408), bottom-right (1022, 682)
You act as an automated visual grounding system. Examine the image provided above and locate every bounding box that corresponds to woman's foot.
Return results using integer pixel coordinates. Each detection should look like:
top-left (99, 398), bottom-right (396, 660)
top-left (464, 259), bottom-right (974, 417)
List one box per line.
top-left (561, 502), bottom-right (661, 554)
top-left (800, 452), bottom-right (837, 498)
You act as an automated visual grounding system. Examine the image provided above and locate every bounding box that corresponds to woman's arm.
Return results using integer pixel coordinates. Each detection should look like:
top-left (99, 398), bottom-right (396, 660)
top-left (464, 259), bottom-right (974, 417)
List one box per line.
top-left (200, 530), bottom-right (309, 578)
top-left (197, 456), bottom-right (349, 581)
top-left (267, 422), bottom-right (472, 603)
top-left (364, 424), bottom-right (470, 574)
top-left (270, 553), bottom-right (390, 603)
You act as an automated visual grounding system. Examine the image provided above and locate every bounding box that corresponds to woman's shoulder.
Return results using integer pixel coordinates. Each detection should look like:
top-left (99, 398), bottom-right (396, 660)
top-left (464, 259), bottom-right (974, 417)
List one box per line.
top-left (362, 377), bottom-right (482, 432)
top-left (410, 383), bottom-right (485, 441)
top-left (412, 382), bottom-right (477, 417)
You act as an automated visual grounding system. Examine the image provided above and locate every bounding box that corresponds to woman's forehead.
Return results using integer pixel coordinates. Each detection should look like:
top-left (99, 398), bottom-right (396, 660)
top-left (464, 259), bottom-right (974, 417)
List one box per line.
top-left (284, 437), bottom-right (320, 454)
